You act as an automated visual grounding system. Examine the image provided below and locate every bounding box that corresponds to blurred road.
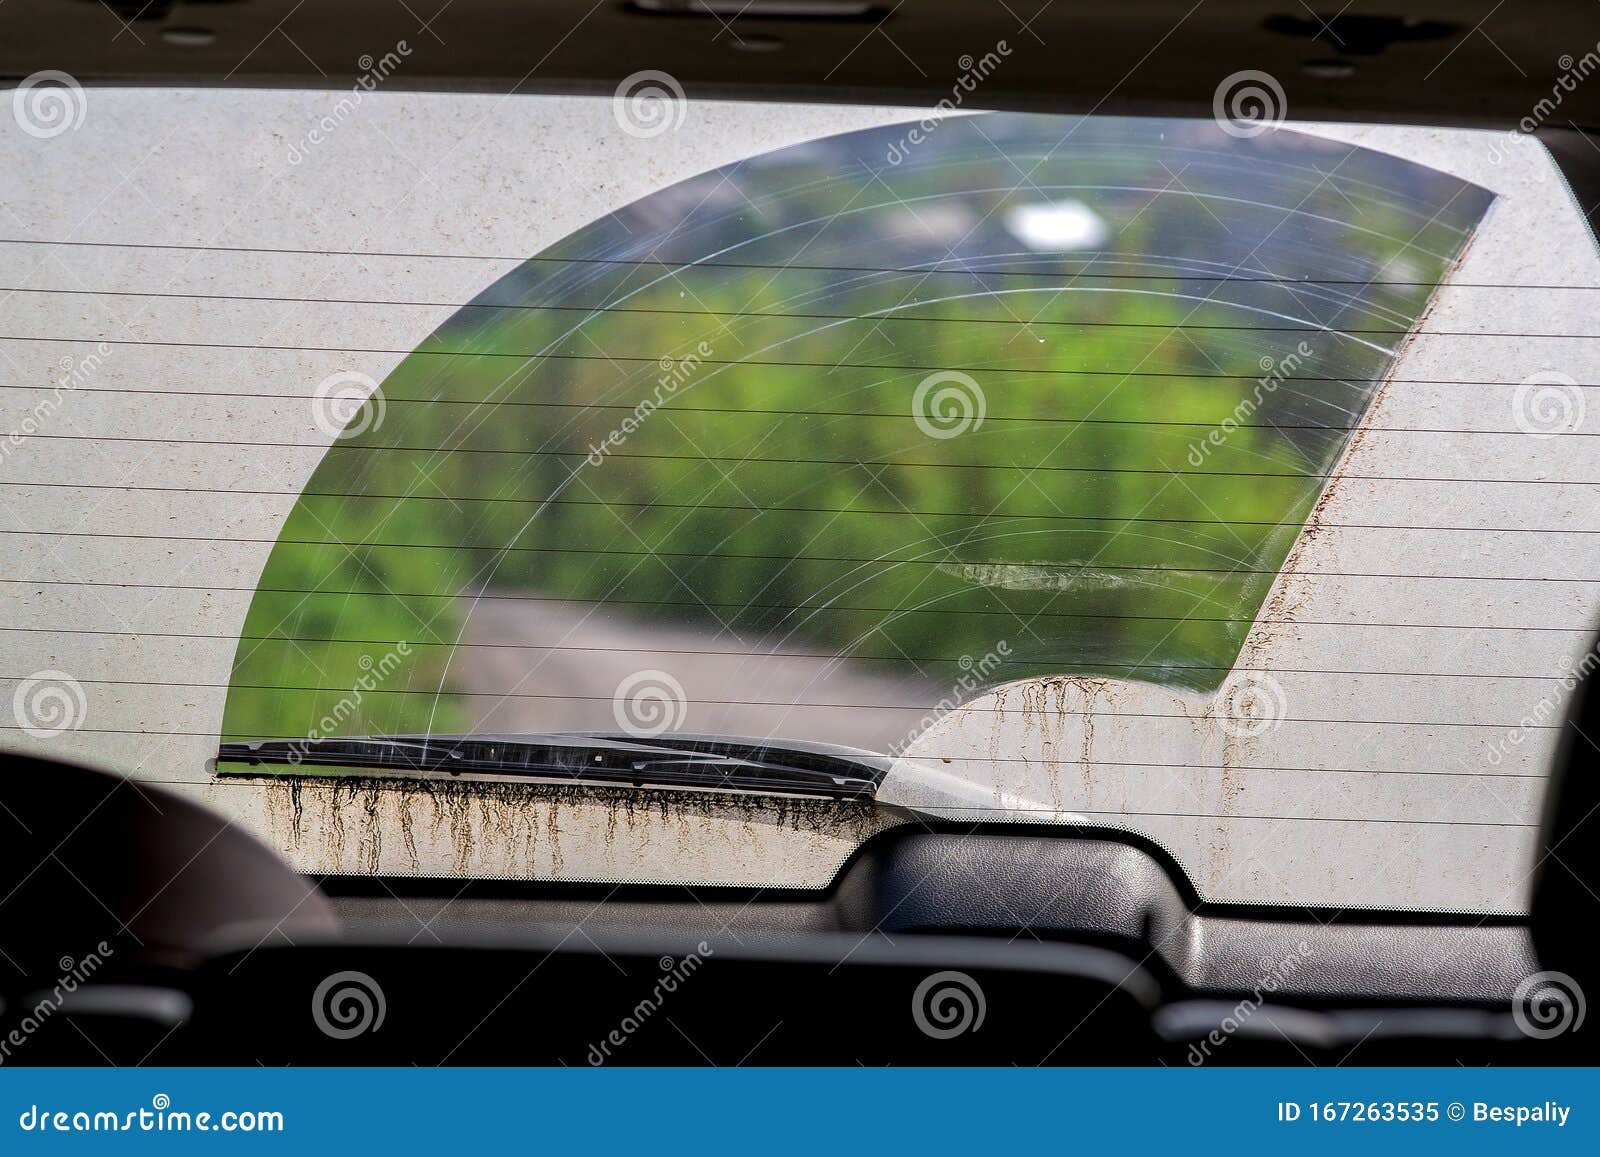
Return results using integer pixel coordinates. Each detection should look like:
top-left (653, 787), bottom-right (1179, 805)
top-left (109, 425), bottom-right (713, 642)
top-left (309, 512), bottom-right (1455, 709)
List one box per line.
top-left (454, 594), bottom-right (943, 751)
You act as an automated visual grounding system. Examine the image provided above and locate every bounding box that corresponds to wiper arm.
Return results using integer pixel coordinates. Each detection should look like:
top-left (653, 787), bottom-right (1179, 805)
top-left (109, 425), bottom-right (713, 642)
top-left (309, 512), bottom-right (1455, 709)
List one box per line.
top-left (217, 732), bottom-right (887, 800)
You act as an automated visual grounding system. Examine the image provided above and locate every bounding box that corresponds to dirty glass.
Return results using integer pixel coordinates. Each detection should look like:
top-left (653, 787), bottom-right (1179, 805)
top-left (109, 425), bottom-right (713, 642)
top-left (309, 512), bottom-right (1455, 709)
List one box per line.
top-left (218, 114), bottom-right (1493, 759)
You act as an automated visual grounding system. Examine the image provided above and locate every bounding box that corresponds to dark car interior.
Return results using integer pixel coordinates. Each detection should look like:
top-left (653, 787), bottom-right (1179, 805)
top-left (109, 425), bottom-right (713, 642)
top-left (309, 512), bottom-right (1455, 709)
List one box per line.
top-left (3, 646), bottom-right (1595, 1065)
top-left (3, 0), bottom-right (1599, 1066)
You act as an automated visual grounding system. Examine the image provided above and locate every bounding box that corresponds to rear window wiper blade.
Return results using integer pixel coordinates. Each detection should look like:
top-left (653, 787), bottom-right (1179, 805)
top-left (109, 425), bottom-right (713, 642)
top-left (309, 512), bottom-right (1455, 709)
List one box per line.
top-left (216, 732), bottom-right (888, 800)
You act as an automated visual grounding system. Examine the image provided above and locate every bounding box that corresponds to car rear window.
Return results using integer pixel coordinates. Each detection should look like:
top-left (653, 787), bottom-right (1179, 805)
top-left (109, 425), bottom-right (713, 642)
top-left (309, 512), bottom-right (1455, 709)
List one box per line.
top-left (3, 89), bottom-right (1595, 910)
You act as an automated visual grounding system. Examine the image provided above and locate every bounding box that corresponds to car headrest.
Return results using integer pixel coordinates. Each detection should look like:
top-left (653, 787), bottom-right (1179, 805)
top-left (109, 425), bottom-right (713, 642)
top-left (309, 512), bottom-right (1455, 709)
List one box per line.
top-left (1529, 638), bottom-right (1599, 987)
top-left (0, 752), bottom-right (338, 981)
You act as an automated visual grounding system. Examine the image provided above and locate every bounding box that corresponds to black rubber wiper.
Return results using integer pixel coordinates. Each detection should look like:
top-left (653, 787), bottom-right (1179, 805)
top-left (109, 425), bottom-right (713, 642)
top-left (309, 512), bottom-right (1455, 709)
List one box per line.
top-left (216, 732), bottom-right (887, 800)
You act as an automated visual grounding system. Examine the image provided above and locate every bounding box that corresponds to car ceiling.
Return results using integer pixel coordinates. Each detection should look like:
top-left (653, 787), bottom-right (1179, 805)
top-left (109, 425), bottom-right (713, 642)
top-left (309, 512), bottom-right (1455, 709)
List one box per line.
top-left (4, 1), bottom-right (1600, 129)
